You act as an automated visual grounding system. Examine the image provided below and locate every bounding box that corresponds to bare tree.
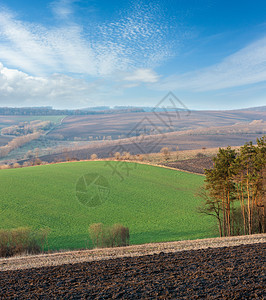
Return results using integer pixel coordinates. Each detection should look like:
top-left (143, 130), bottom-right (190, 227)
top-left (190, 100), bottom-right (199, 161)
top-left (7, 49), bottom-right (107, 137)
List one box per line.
top-left (114, 152), bottom-right (121, 160)
top-left (90, 153), bottom-right (98, 160)
top-left (160, 147), bottom-right (170, 161)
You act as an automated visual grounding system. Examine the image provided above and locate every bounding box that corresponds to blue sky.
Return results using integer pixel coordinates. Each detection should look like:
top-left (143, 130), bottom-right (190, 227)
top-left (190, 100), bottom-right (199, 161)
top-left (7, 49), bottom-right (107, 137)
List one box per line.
top-left (0, 0), bottom-right (265, 110)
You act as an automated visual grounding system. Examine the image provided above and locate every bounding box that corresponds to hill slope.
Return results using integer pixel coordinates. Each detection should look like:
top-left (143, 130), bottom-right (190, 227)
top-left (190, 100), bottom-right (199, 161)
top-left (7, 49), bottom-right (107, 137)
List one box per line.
top-left (0, 161), bottom-right (215, 250)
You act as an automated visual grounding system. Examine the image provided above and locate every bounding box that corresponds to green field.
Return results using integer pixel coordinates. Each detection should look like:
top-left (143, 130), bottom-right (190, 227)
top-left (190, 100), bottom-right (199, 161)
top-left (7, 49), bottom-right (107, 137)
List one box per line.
top-left (0, 161), bottom-right (217, 250)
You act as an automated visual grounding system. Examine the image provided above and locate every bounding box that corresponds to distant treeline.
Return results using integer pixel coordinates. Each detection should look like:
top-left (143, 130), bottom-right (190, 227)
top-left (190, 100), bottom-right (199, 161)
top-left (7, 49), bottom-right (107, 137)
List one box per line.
top-left (0, 132), bottom-right (41, 158)
top-left (0, 107), bottom-right (145, 116)
top-left (1, 120), bottom-right (52, 136)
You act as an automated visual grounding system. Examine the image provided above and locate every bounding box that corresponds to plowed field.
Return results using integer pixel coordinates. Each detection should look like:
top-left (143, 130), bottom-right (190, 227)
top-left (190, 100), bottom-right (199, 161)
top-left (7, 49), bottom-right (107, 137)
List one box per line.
top-left (1, 242), bottom-right (265, 299)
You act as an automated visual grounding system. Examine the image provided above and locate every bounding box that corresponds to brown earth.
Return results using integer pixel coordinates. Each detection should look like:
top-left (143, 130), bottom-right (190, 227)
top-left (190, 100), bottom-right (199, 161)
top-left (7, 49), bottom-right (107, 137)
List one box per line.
top-left (29, 131), bottom-right (263, 164)
top-left (48, 110), bottom-right (266, 140)
top-left (0, 136), bottom-right (12, 147)
top-left (1, 242), bottom-right (265, 299)
top-left (5, 109), bottom-right (265, 164)
top-left (164, 157), bottom-right (214, 174)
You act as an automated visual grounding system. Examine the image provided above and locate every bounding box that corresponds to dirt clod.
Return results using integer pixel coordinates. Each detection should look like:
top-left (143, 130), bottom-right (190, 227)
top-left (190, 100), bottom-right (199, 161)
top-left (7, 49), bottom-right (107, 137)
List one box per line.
top-left (1, 243), bottom-right (265, 299)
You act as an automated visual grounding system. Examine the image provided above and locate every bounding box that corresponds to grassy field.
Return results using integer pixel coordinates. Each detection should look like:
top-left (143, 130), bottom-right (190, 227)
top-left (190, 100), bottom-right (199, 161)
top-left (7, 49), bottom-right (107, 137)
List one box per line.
top-left (0, 161), bottom-right (216, 251)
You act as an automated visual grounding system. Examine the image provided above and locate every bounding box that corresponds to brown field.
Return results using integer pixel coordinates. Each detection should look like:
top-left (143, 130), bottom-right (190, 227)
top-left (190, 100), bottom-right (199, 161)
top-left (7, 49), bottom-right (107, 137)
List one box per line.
top-left (1, 235), bottom-right (265, 299)
top-left (35, 130), bottom-right (264, 164)
top-left (1, 234), bottom-right (265, 271)
top-left (0, 136), bottom-right (12, 146)
top-left (1, 109), bottom-right (265, 164)
top-left (47, 110), bottom-right (266, 140)
top-left (163, 157), bottom-right (214, 174)
top-left (37, 109), bottom-right (266, 163)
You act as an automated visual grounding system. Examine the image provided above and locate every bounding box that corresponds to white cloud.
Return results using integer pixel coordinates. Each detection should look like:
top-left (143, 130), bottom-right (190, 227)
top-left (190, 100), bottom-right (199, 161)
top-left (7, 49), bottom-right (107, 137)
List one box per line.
top-left (0, 62), bottom-right (109, 108)
top-left (51, 0), bottom-right (75, 19)
top-left (0, 2), bottom-right (174, 77)
top-left (123, 69), bottom-right (159, 83)
top-left (0, 1), bottom-right (177, 108)
top-left (157, 37), bottom-right (266, 92)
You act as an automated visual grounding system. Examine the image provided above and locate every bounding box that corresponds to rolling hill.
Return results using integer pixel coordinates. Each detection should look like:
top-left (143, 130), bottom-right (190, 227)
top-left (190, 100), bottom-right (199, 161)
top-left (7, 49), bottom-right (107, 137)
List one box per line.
top-left (0, 161), bottom-right (215, 251)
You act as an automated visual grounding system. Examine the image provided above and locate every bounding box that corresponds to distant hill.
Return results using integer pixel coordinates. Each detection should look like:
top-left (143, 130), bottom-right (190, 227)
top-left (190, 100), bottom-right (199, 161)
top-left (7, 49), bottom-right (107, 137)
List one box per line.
top-left (1, 105), bottom-right (265, 116)
top-left (0, 107), bottom-right (144, 116)
top-left (235, 106), bottom-right (266, 112)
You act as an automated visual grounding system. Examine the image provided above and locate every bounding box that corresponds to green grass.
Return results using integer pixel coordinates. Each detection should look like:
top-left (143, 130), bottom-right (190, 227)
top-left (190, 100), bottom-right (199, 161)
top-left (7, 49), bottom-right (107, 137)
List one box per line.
top-left (0, 161), bottom-right (217, 251)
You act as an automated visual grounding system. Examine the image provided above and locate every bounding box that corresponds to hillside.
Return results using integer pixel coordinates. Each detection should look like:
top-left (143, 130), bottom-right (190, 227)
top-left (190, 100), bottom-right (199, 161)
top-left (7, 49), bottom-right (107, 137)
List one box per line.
top-left (1, 108), bottom-right (265, 164)
top-left (0, 161), bottom-right (215, 251)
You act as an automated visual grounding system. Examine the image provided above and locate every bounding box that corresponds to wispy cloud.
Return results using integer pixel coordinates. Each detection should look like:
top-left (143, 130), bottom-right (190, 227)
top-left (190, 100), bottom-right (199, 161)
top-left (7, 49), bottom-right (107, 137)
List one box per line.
top-left (157, 37), bottom-right (266, 92)
top-left (0, 0), bottom-right (182, 107)
top-left (123, 69), bottom-right (159, 83)
top-left (51, 0), bottom-right (75, 19)
top-left (0, 1), bottom-right (175, 77)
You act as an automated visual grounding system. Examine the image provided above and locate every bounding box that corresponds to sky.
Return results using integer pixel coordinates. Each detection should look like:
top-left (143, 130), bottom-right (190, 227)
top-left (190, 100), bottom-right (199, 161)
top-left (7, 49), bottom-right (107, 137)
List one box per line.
top-left (0, 0), bottom-right (265, 110)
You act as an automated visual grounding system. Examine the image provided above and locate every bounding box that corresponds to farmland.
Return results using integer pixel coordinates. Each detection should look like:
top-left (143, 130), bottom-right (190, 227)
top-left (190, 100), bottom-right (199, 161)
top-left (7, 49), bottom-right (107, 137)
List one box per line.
top-left (0, 161), bottom-right (215, 251)
top-left (0, 115), bottom-right (65, 130)
top-left (0, 108), bottom-right (265, 164)
top-left (1, 243), bottom-right (264, 299)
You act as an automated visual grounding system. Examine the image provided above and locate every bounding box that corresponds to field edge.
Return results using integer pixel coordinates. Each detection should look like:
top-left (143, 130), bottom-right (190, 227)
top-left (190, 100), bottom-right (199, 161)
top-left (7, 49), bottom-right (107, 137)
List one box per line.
top-left (1, 233), bottom-right (265, 271)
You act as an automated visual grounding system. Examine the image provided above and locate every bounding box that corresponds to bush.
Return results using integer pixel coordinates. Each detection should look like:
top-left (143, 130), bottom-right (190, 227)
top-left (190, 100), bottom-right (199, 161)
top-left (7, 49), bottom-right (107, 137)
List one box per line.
top-left (196, 152), bottom-right (206, 158)
top-left (0, 227), bottom-right (49, 257)
top-left (90, 154), bottom-right (98, 160)
top-left (111, 224), bottom-right (130, 247)
top-left (160, 147), bottom-right (171, 161)
top-left (34, 158), bottom-right (42, 165)
top-left (122, 152), bottom-right (131, 160)
top-left (88, 223), bottom-right (104, 248)
top-left (0, 164), bottom-right (10, 170)
top-left (89, 223), bottom-right (129, 248)
top-left (13, 163), bottom-right (21, 168)
top-left (114, 152), bottom-right (121, 160)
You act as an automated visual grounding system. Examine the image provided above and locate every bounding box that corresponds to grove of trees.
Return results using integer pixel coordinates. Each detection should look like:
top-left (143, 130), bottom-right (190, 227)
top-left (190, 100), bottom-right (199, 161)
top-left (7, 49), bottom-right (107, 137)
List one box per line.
top-left (1, 120), bottom-right (52, 136)
top-left (199, 136), bottom-right (265, 237)
top-left (0, 132), bottom-right (41, 158)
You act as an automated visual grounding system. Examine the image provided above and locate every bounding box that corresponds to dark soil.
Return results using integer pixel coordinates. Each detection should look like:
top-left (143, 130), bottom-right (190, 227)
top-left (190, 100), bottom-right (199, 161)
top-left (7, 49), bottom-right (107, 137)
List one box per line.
top-left (1, 243), bottom-right (265, 299)
top-left (164, 157), bottom-right (214, 174)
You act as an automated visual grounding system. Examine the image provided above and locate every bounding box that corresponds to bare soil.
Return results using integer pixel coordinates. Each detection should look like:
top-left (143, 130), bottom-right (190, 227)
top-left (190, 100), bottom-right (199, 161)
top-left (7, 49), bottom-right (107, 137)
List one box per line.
top-left (48, 110), bottom-right (266, 140)
top-left (1, 234), bottom-right (265, 272)
top-left (1, 241), bottom-right (265, 299)
top-left (163, 157), bottom-right (214, 174)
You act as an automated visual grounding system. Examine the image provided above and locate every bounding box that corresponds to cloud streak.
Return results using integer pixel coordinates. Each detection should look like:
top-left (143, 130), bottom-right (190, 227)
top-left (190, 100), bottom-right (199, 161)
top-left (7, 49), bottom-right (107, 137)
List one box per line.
top-left (157, 37), bottom-right (266, 92)
top-left (123, 69), bottom-right (159, 83)
top-left (51, 0), bottom-right (75, 19)
top-left (0, 1), bottom-right (174, 77)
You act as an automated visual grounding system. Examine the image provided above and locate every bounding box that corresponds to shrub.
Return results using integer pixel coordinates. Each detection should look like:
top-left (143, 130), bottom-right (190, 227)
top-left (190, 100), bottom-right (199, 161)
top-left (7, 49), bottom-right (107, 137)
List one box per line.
top-left (89, 223), bottom-right (104, 248)
top-left (111, 224), bottom-right (129, 247)
top-left (122, 152), bottom-right (131, 160)
top-left (0, 164), bottom-right (10, 170)
top-left (34, 158), bottom-right (42, 165)
top-left (90, 153), bottom-right (98, 160)
top-left (0, 227), bottom-right (49, 258)
top-left (89, 223), bottom-right (129, 248)
top-left (196, 152), bottom-right (206, 158)
top-left (114, 152), bottom-right (121, 160)
top-left (160, 147), bottom-right (171, 161)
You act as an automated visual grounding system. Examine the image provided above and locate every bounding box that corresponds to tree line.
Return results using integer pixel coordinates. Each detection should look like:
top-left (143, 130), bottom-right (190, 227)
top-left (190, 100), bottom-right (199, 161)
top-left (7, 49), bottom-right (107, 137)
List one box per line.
top-left (0, 132), bottom-right (41, 158)
top-left (1, 120), bottom-right (52, 136)
top-left (0, 107), bottom-right (144, 116)
top-left (199, 136), bottom-right (265, 237)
